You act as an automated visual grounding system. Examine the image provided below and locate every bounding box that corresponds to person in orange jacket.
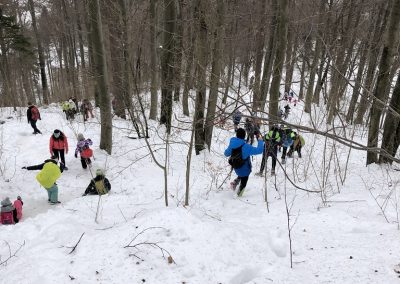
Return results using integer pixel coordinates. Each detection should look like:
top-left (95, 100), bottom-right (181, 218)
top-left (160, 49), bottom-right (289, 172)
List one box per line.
top-left (50, 129), bottom-right (69, 170)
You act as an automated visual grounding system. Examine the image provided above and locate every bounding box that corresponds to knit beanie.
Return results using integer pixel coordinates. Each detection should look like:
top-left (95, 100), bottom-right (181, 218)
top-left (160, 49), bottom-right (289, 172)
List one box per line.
top-left (77, 133), bottom-right (85, 141)
top-left (236, 128), bottom-right (246, 139)
top-left (96, 168), bottom-right (104, 176)
top-left (1, 197), bottom-right (14, 213)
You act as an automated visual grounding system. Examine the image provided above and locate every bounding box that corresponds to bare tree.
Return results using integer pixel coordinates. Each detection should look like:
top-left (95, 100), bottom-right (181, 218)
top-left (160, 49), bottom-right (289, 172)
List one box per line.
top-left (89, 0), bottom-right (112, 154)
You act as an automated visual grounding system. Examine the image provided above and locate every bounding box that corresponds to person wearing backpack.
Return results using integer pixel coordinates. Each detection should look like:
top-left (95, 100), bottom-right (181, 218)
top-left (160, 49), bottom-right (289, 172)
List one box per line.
top-left (75, 133), bottom-right (93, 169)
top-left (27, 102), bottom-right (42, 134)
top-left (22, 157), bottom-right (63, 204)
top-left (82, 168), bottom-right (111, 196)
top-left (224, 128), bottom-right (264, 196)
top-left (0, 197), bottom-right (23, 225)
top-left (50, 129), bottom-right (69, 170)
top-left (256, 125), bottom-right (281, 176)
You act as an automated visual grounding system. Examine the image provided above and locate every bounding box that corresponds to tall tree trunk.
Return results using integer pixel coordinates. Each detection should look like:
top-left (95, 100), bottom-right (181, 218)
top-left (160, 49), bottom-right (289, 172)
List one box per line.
top-left (173, 0), bottom-right (184, 102)
top-left (380, 72), bottom-right (400, 163)
top-left (149, 0), bottom-right (158, 120)
top-left (89, 0), bottom-right (112, 154)
top-left (355, 4), bottom-right (387, 125)
top-left (252, 0), bottom-right (267, 111)
top-left (346, 42), bottom-right (368, 123)
top-left (268, 0), bottom-right (288, 123)
top-left (259, 0), bottom-right (277, 111)
top-left (160, 0), bottom-right (176, 133)
top-left (367, 0), bottom-right (400, 165)
top-left (194, 0), bottom-right (208, 154)
top-left (204, 0), bottom-right (224, 149)
top-left (28, 0), bottom-right (49, 104)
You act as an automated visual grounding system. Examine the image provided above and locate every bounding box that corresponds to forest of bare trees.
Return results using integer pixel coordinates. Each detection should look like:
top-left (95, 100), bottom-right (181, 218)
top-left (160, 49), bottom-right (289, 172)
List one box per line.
top-left (1, 0), bottom-right (400, 164)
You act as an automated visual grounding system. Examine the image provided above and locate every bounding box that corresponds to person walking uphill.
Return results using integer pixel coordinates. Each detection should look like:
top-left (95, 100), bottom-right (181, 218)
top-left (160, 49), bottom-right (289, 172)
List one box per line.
top-left (50, 129), bottom-right (69, 170)
top-left (27, 102), bottom-right (42, 134)
top-left (224, 128), bottom-right (264, 197)
top-left (22, 157), bottom-right (63, 204)
top-left (256, 126), bottom-right (281, 176)
top-left (75, 133), bottom-right (93, 169)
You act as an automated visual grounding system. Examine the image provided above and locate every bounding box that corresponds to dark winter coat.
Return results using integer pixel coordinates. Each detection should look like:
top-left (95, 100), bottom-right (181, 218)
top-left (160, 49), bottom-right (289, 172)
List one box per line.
top-left (26, 159), bottom-right (64, 173)
top-left (27, 105), bottom-right (41, 122)
top-left (83, 176), bottom-right (111, 195)
top-left (224, 137), bottom-right (264, 177)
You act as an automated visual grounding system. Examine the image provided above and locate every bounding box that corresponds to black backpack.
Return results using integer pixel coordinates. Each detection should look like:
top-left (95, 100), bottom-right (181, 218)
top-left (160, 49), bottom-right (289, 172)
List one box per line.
top-left (228, 144), bottom-right (248, 169)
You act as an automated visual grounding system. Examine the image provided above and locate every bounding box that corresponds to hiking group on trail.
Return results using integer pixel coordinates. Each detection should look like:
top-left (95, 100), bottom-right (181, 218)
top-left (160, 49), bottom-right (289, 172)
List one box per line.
top-left (226, 108), bottom-right (305, 197)
top-left (1, 101), bottom-right (110, 225)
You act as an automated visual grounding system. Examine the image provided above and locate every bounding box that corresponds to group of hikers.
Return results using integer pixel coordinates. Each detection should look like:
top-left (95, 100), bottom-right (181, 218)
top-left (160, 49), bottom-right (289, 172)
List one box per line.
top-left (227, 109), bottom-right (305, 196)
top-left (62, 97), bottom-right (94, 122)
top-left (1, 101), bottom-right (110, 225)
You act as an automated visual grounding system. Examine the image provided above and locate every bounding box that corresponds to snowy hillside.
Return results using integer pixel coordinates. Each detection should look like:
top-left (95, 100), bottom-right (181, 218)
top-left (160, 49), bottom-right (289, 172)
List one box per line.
top-left (0, 103), bottom-right (399, 284)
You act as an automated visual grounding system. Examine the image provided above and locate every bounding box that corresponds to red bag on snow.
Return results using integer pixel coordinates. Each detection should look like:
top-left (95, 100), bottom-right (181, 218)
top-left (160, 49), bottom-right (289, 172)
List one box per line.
top-left (1, 211), bottom-right (15, 225)
top-left (81, 148), bottom-right (93, 158)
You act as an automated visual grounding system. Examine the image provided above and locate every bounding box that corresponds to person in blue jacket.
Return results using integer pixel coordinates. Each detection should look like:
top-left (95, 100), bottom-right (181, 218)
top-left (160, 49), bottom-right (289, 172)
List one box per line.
top-left (224, 128), bottom-right (264, 196)
top-left (281, 128), bottom-right (296, 164)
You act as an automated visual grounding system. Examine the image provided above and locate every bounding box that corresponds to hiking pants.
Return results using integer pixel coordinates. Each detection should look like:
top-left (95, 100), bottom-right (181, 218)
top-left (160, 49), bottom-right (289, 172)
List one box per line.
top-left (30, 120), bottom-right (41, 134)
top-left (53, 149), bottom-right (66, 167)
top-left (281, 146), bottom-right (288, 160)
top-left (234, 176), bottom-right (249, 191)
top-left (47, 184), bottom-right (59, 203)
top-left (81, 157), bottom-right (91, 169)
top-left (259, 144), bottom-right (277, 173)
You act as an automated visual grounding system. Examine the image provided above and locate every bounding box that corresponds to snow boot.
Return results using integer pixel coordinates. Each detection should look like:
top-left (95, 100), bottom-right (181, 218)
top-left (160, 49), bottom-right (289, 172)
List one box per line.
top-left (230, 179), bottom-right (239, 191)
top-left (281, 158), bottom-right (286, 165)
top-left (255, 171), bottom-right (264, 177)
top-left (271, 169), bottom-right (276, 176)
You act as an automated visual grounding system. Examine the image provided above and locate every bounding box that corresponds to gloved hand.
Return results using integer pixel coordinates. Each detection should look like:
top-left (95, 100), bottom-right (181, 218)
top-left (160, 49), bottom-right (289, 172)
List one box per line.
top-left (74, 153), bottom-right (78, 158)
top-left (21, 166), bottom-right (27, 169)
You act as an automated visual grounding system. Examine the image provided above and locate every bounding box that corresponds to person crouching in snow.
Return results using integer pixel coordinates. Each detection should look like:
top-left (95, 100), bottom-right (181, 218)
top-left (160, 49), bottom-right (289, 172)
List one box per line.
top-left (224, 128), bottom-right (264, 197)
top-left (22, 157), bottom-right (63, 204)
top-left (75, 133), bottom-right (93, 169)
top-left (1, 196), bottom-right (23, 224)
top-left (83, 169), bottom-right (111, 196)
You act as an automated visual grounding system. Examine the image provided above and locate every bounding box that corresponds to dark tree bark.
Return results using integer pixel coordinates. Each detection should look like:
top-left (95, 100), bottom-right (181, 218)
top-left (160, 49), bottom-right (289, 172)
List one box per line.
top-left (204, 0), bottom-right (224, 149)
top-left (149, 0), bottom-right (158, 120)
top-left (194, 0), bottom-right (208, 154)
top-left (367, 0), bottom-right (400, 165)
top-left (89, 0), bottom-right (112, 154)
top-left (268, 0), bottom-right (288, 123)
top-left (380, 72), bottom-right (400, 163)
top-left (28, 0), bottom-right (50, 104)
top-left (160, 0), bottom-right (176, 133)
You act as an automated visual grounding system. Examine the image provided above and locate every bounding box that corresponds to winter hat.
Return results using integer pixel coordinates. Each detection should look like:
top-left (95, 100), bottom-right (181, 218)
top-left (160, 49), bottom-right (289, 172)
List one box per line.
top-left (77, 133), bottom-right (85, 141)
top-left (96, 168), bottom-right (104, 176)
top-left (53, 129), bottom-right (61, 138)
top-left (1, 197), bottom-right (14, 213)
top-left (236, 128), bottom-right (246, 139)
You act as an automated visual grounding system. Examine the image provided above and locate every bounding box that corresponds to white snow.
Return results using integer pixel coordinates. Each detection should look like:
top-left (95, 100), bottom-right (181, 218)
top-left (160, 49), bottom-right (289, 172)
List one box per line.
top-left (0, 100), bottom-right (399, 284)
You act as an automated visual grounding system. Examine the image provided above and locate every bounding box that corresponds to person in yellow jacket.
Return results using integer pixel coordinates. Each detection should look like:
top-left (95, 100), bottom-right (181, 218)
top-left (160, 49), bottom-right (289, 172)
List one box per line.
top-left (62, 101), bottom-right (71, 120)
top-left (22, 157), bottom-right (63, 204)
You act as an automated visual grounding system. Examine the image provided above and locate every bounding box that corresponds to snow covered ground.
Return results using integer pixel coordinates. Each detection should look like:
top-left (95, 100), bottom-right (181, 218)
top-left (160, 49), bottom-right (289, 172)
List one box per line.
top-left (0, 100), bottom-right (399, 284)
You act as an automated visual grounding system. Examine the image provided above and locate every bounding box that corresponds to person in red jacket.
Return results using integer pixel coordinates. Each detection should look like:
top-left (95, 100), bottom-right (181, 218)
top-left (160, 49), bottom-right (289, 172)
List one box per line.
top-left (50, 129), bottom-right (69, 170)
